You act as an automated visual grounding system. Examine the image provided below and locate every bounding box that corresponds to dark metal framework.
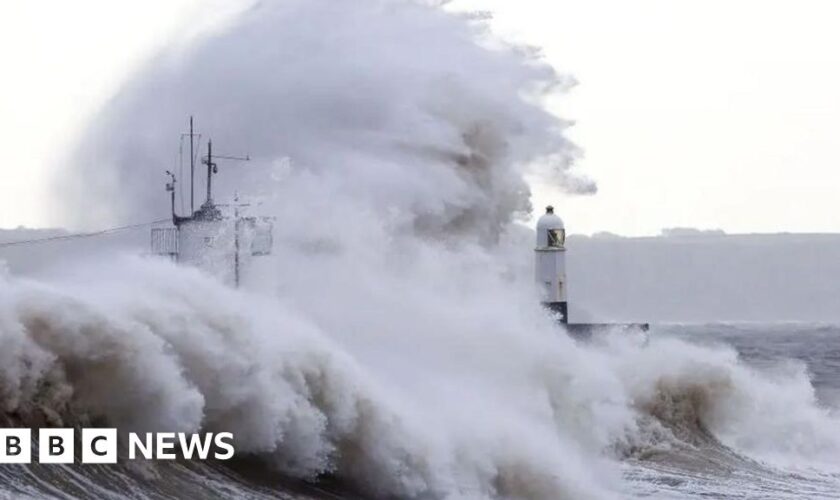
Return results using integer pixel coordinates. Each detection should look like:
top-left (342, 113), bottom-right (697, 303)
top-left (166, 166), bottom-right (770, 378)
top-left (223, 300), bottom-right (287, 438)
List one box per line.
top-left (158, 117), bottom-right (271, 287)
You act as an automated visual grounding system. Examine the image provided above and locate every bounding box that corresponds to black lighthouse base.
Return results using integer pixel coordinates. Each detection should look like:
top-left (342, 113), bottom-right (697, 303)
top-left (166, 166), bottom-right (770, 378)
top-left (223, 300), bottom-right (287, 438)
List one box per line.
top-left (542, 301), bottom-right (649, 338)
top-left (544, 301), bottom-right (569, 324)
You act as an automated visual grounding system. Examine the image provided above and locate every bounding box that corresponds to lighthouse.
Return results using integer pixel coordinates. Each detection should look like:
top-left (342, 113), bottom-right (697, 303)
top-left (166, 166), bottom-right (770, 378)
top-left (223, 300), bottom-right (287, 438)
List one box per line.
top-left (533, 204), bottom-right (651, 333)
top-left (535, 205), bottom-right (568, 323)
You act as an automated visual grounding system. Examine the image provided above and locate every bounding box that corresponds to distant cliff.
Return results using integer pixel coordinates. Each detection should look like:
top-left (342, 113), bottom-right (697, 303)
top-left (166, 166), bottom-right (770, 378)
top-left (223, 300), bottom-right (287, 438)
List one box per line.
top-left (566, 232), bottom-right (840, 323)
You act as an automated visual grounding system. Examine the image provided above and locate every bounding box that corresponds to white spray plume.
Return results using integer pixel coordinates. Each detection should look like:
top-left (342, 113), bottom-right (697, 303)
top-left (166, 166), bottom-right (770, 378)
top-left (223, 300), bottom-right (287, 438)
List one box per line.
top-left (60, 0), bottom-right (587, 241)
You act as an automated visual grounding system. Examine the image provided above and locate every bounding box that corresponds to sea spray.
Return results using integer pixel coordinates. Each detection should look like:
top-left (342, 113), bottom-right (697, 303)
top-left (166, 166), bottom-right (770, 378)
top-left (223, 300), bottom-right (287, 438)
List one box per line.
top-left (3, 253), bottom-right (839, 499)
top-left (1, 254), bottom-right (626, 499)
top-left (59, 0), bottom-right (588, 235)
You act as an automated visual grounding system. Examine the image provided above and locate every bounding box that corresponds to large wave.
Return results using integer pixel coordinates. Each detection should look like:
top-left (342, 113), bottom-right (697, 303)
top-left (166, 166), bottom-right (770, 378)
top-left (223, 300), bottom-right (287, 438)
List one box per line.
top-left (3, 259), bottom-right (838, 499)
top-left (5, 0), bottom-right (838, 499)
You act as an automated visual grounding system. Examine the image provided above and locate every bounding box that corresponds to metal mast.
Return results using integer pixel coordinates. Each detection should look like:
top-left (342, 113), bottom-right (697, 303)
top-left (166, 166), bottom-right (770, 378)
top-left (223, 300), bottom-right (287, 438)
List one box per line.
top-left (205, 139), bottom-right (216, 204)
top-left (201, 140), bottom-right (249, 206)
top-left (189, 116), bottom-right (196, 214)
top-left (234, 192), bottom-right (241, 287)
top-left (165, 171), bottom-right (177, 224)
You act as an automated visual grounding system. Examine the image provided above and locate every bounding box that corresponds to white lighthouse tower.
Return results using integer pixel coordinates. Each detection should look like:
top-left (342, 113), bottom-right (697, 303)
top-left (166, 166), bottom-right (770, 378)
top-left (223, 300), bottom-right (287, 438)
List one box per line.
top-left (535, 205), bottom-right (568, 323)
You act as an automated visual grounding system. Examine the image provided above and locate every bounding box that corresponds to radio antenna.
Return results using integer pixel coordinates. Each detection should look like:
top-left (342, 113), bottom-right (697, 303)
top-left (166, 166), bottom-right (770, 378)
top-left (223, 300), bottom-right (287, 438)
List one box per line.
top-left (201, 139), bottom-right (250, 205)
top-left (165, 170), bottom-right (177, 224)
top-left (189, 116), bottom-right (196, 214)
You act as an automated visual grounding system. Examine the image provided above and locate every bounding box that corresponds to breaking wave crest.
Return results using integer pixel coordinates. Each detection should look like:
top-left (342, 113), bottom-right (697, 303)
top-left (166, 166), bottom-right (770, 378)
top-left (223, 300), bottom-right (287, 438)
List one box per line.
top-left (603, 335), bottom-right (840, 468)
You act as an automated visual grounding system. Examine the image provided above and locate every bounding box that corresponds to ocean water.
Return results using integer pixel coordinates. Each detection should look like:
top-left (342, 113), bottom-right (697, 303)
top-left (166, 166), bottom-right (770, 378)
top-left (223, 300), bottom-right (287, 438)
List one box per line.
top-left (623, 324), bottom-right (840, 499)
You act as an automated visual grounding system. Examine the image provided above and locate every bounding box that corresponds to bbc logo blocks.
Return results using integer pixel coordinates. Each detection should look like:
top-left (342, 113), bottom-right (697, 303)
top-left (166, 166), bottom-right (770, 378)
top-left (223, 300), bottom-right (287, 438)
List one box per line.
top-left (0, 429), bottom-right (117, 464)
top-left (81, 429), bottom-right (117, 464)
top-left (0, 429), bottom-right (31, 464)
top-left (38, 429), bottom-right (74, 464)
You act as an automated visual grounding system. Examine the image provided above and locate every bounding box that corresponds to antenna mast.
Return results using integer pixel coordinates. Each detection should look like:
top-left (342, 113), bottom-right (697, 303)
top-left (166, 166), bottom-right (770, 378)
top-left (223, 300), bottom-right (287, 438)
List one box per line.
top-left (165, 171), bottom-right (177, 224)
top-left (201, 140), bottom-right (250, 206)
top-left (189, 116), bottom-right (196, 214)
top-left (204, 139), bottom-right (216, 204)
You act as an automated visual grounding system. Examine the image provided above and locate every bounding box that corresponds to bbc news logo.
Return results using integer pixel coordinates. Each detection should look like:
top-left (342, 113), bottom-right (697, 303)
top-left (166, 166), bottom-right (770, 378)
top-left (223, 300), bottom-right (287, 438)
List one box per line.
top-left (0, 429), bottom-right (234, 464)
